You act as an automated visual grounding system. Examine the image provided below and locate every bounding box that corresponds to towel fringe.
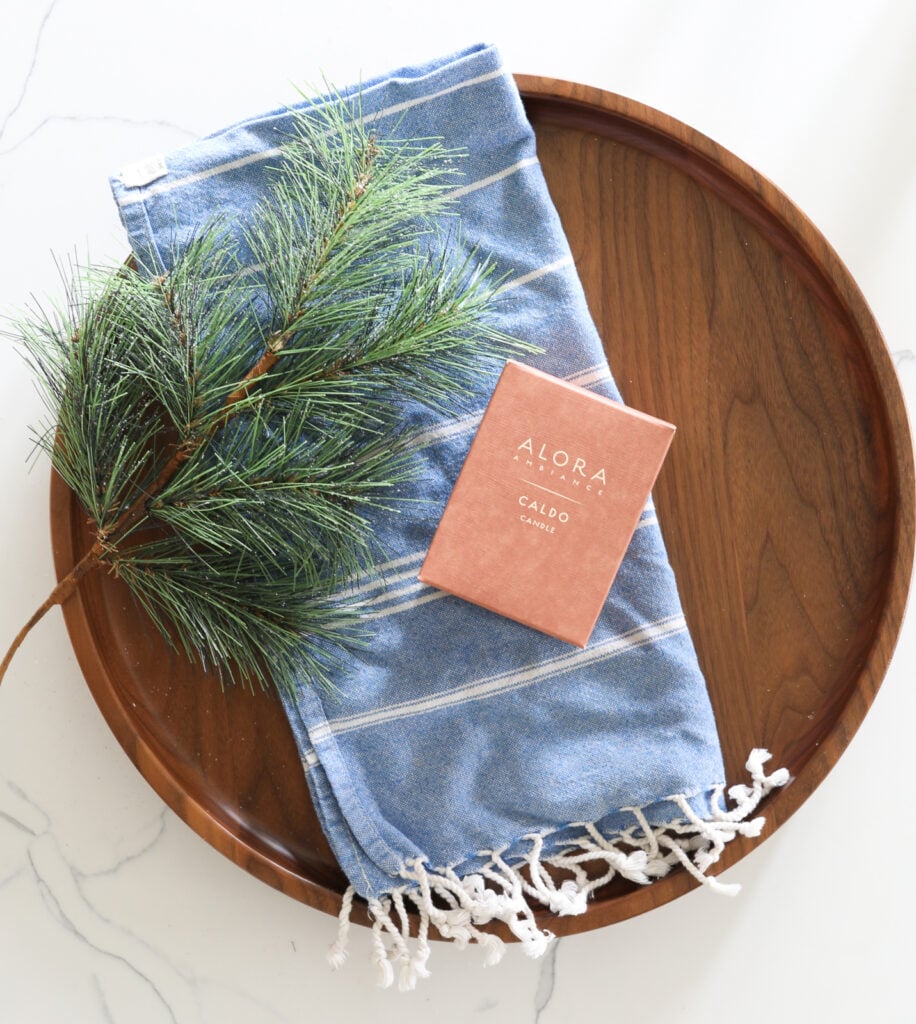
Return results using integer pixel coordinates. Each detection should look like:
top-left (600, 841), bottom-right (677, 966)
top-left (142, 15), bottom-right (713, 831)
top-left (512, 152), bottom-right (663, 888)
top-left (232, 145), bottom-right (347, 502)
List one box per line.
top-left (326, 748), bottom-right (788, 988)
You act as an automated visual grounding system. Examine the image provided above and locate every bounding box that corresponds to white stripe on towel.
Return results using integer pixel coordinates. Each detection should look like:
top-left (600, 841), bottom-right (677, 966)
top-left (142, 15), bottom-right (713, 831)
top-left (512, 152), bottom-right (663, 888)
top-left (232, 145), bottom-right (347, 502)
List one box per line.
top-left (342, 553), bottom-right (426, 598)
top-left (445, 156), bottom-right (539, 199)
top-left (354, 576), bottom-right (429, 608)
top-left (565, 365), bottom-right (613, 388)
top-left (118, 67), bottom-right (508, 205)
top-left (311, 614), bottom-right (688, 740)
top-left (401, 410), bottom-right (484, 452)
top-left (368, 67), bottom-right (506, 124)
top-left (495, 256), bottom-right (575, 294)
top-left (358, 587), bottom-right (444, 620)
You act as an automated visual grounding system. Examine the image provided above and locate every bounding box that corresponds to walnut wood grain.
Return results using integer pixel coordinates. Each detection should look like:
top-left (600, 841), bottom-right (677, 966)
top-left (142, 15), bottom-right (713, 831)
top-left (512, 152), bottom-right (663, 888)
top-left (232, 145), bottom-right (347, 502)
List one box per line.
top-left (50, 76), bottom-right (914, 938)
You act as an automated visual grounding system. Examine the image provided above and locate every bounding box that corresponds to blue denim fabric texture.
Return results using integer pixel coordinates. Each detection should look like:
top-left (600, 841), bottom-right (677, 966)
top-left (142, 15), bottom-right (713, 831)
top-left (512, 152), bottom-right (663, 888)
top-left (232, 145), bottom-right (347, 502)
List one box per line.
top-left (111, 44), bottom-right (785, 983)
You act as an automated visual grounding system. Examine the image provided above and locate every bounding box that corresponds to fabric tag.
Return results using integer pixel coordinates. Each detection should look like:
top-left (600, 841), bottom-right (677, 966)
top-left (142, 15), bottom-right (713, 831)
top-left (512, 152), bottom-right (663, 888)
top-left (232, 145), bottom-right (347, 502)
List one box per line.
top-left (118, 154), bottom-right (169, 188)
top-left (419, 360), bottom-right (676, 647)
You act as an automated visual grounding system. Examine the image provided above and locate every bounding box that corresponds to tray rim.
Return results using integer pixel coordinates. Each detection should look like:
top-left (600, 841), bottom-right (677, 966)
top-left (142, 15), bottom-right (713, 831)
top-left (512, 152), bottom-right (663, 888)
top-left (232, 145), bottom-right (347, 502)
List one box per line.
top-left (50, 73), bottom-right (916, 937)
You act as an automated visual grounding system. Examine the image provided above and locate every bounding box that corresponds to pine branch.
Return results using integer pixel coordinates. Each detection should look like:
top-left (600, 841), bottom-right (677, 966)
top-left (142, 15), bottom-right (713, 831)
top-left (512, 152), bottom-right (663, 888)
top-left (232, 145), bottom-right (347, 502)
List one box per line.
top-left (1, 95), bottom-right (536, 697)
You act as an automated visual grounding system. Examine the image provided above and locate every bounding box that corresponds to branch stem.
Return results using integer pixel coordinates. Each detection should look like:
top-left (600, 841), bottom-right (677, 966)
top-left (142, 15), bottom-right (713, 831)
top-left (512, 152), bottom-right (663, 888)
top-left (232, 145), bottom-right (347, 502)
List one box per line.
top-left (0, 540), bottom-right (104, 687)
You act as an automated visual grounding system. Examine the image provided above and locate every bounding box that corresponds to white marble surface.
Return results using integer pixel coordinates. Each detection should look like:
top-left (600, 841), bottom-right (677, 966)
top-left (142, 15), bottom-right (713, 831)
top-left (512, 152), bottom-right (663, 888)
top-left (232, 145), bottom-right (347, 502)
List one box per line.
top-left (1, 2), bottom-right (914, 1021)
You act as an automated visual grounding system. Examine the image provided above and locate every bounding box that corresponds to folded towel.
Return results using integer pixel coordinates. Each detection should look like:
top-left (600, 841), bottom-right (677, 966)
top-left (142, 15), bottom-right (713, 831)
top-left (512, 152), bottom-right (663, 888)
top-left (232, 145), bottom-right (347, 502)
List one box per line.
top-left (110, 42), bottom-right (787, 988)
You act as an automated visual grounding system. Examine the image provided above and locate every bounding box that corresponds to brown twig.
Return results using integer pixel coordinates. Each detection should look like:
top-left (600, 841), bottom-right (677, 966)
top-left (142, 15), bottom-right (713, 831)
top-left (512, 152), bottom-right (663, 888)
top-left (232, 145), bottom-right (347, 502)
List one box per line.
top-left (0, 540), bottom-right (104, 685)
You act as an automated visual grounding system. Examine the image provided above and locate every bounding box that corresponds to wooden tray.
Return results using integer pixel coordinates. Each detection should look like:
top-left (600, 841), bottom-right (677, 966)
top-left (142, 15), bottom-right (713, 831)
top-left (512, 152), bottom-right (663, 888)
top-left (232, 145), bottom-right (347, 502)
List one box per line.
top-left (50, 76), bottom-right (915, 937)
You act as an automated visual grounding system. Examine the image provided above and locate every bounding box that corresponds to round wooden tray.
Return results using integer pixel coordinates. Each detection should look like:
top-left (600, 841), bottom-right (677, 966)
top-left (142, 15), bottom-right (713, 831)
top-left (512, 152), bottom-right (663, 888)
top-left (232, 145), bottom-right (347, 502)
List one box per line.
top-left (50, 76), bottom-right (914, 937)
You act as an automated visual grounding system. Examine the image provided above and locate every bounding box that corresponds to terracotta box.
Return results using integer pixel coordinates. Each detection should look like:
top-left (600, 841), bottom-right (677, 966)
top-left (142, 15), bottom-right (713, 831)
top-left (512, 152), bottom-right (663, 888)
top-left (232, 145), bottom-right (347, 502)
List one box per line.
top-left (418, 360), bottom-right (676, 646)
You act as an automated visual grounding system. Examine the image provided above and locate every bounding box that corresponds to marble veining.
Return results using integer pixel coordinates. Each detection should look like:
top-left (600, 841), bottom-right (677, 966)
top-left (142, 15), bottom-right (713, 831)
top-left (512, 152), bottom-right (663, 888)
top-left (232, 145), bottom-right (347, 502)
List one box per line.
top-left (0, 115), bottom-right (197, 159)
top-left (91, 974), bottom-right (118, 1024)
top-left (0, 0), bottom-right (193, 161)
top-left (15, 798), bottom-right (191, 1022)
top-left (1, 780), bottom-right (49, 837)
top-left (533, 938), bottom-right (559, 1022)
top-left (79, 810), bottom-right (167, 881)
top-left (0, 0), bottom-right (60, 145)
top-left (0, 811), bottom-right (38, 838)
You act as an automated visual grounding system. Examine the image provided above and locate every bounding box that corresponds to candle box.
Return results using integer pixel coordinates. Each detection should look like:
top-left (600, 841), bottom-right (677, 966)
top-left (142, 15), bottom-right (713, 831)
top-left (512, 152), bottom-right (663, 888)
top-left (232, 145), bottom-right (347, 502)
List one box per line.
top-left (418, 360), bottom-right (676, 646)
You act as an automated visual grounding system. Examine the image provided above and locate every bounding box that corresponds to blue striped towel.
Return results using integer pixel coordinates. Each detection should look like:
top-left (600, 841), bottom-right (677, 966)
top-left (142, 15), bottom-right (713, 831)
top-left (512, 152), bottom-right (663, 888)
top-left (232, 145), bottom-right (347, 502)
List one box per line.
top-left (110, 43), bottom-right (787, 988)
